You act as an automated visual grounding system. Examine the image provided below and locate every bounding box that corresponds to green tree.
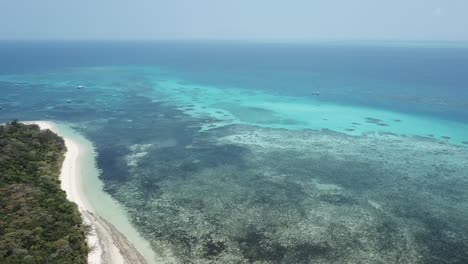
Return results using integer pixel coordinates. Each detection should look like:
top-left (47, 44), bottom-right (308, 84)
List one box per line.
top-left (0, 121), bottom-right (88, 264)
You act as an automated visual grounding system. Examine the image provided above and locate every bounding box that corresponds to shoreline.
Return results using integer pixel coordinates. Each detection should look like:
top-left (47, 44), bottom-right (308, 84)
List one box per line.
top-left (29, 121), bottom-right (155, 264)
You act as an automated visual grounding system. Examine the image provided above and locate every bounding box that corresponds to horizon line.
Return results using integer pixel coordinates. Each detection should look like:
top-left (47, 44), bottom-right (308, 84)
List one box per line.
top-left (1, 37), bottom-right (468, 43)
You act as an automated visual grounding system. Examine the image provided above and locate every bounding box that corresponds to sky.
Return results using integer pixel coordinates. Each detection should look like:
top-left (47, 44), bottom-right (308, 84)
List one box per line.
top-left (1, 0), bottom-right (468, 41)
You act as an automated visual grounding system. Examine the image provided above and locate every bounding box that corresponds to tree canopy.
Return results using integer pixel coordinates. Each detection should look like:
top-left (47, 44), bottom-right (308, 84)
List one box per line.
top-left (0, 121), bottom-right (88, 264)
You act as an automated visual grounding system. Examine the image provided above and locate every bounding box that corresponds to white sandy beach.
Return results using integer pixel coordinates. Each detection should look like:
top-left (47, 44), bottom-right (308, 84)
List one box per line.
top-left (28, 121), bottom-right (156, 264)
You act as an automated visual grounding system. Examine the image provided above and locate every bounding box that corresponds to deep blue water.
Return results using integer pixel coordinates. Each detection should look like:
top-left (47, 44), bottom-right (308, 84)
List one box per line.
top-left (1, 41), bottom-right (468, 122)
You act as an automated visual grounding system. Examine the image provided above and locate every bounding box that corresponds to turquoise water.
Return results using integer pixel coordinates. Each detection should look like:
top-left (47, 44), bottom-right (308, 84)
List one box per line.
top-left (2, 65), bottom-right (468, 144)
top-left (1, 42), bottom-right (468, 263)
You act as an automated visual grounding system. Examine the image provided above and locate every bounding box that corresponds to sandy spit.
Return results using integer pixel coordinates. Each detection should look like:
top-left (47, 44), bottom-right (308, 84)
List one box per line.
top-left (28, 121), bottom-right (148, 264)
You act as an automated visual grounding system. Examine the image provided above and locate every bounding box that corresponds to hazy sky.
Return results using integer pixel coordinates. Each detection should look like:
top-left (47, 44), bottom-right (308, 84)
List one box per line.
top-left (1, 0), bottom-right (468, 41)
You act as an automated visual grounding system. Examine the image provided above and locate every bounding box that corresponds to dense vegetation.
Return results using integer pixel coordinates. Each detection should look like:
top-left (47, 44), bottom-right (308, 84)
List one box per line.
top-left (0, 121), bottom-right (88, 264)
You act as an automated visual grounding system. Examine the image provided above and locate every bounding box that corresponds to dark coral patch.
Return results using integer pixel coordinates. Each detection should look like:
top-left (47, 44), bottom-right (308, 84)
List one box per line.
top-left (365, 117), bottom-right (382, 123)
top-left (376, 123), bottom-right (389, 127)
top-left (365, 117), bottom-right (389, 127)
top-left (203, 240), bottom-right (226, 258)
top-left (320, 193), bottom-right (357, 205)
top-left (378, 132), bottom-right (398, 136)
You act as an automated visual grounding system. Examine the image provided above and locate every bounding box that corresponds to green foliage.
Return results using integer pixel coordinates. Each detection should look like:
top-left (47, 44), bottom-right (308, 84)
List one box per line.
top-left (0, 121), bottom-right (88, 264)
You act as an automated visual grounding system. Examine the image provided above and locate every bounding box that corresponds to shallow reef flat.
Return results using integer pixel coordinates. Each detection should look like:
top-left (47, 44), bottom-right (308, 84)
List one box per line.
top-left (2, 66), bottom-right (468, 263)
top-left (3, 66), bottom-right (468, 144)
top-left (97, 115), bottom-right (468, 263)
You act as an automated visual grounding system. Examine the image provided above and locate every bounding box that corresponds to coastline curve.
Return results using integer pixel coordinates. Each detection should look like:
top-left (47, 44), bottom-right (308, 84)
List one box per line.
top-left (28, 121), bottom-right (157, 264)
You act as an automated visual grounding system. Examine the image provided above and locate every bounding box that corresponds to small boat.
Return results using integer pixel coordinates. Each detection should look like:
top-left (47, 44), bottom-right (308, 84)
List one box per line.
top-left (66, 100), bottom-right (72, 103)
top-left (77, 85), bottom-right (83, 89)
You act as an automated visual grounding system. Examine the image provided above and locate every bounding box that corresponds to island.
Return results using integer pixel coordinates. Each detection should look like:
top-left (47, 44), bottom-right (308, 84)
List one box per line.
top-left (0, 120), bottom-right (154, 264)
top-left (0, 121), bottom-right (88, 263)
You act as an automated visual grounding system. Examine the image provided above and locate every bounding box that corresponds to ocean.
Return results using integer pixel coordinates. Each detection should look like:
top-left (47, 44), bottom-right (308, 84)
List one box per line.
top-left (1, 41), bottom-right (467, 263)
